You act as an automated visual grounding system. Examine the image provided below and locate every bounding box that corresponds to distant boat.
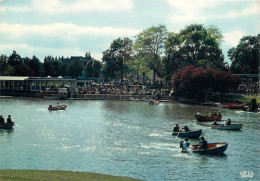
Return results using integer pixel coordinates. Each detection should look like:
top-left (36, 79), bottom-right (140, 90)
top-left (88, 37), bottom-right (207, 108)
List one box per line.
top-left (0, 122), bottom-right (14, 130)
top-left (195, 115), bottom-right (222, 122)
top-left (211, 124), bottom-right (243, 130)
top-left (227, 104), bottom-right (245, 109)
top-left (172, 130), bottom-right (202, 138)
top-left (191, 143), bottom-right (228, 154)
top-left (148, 100), bottom-right (159, 105)
top-left (48, 105), bottom-right (67, 111)
top-left (44, 95), bottom-right (67, 100)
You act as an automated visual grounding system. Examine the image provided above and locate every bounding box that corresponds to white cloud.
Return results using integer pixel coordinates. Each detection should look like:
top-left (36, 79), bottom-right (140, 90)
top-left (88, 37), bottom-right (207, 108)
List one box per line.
top-left (167, 0), bottom-right (260, 23)
top-left (32, 0), bottom-right (133, 14)
top-left (0, 23), bottom-right (140, 39)
top-left (223, 30), bottom-right (245, 46)
top-left (0, 0), bottom-right (133, 13)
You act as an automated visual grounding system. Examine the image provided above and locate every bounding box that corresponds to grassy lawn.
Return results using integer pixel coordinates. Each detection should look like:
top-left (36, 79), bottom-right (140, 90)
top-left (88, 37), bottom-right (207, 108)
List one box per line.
top-left (0, 170), bottom-right (143, 181)
top-left (228, 94), bottom-right (260, 105)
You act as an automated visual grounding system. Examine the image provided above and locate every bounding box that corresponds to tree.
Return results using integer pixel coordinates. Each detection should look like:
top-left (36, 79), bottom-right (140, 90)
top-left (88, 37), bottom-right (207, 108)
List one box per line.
top-left (228, 34), bottom-right (260, 74)
top-left (86, 59), bottom-right (102, 78)
top-left (66, 60), bottom-right (83, 78)
top-left (134, 25), bottom-right (167, 84)
top-left (8, 51), bottom-right (22, 67)
top-left (165, 24), bottom-right (226, 80)
top-left (172, 66), bottom-right (239, 100)
top-left (102, 37), bottom-right (133, 81)
top-left (0, 54), bottom-right (10, 75)
top-left (15, 64), bottom-right (34, 76)
top-left (29, 56), bottom-right (45, 76)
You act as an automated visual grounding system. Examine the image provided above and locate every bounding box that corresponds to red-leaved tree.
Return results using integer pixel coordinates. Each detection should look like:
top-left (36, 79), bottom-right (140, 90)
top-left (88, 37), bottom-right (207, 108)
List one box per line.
top-left (172, 66), bottom-right (240, 100)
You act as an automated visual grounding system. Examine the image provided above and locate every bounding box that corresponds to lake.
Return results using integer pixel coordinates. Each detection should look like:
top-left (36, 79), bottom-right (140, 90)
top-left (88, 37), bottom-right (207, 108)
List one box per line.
top-left (0, 97), bottom-right (259, 180)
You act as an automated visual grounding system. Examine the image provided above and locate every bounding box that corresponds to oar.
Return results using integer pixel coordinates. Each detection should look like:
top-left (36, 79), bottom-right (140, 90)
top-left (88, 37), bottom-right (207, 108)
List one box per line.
top-left (176, 130), bottom-right (181, 139)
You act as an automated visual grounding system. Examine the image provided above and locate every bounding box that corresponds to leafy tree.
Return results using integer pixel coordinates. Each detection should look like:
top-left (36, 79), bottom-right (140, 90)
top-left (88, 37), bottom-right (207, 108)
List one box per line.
top-left (66, 60), bottom-right (83, 78)
top-left (134, 25), bottom-right (167, 84)
top-left (29, 56), bottom-right (45, 76)
top-left (86, 59), bottom-right (102, 78)
top-left (102, 37), bottom-right (133, 81)
top-left (165, 24), bottom-right (226, 80)
top-left (228, 34), bottom-right (260, 74)
top-left (15, 64), bottom-right (34, 76)
top-left (0, 54), bottom-right (10, 75)
top-left (8, 51), bottom-right (22, 67)
top-left (172, 66), bottom-right (239, 100)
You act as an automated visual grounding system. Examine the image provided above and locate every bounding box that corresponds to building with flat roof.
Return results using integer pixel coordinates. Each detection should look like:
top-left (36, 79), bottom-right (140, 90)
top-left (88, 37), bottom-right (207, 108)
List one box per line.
top-left (0, 76), bottom-right (76, 91)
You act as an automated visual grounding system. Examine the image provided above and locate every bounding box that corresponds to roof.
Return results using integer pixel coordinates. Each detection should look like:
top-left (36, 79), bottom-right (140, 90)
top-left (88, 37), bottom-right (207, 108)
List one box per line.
top-left (0, 76), bottom-right (29, 81)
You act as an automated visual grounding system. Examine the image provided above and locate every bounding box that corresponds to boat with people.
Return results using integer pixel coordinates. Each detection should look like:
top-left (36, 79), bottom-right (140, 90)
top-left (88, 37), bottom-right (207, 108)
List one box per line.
top-left (227, 104), bottom-right (245, 109)
top-left (195, 115), bottom-right (222, 122)
top-left (148, 99), bottom-right (159, 105)
top-left (48, 104), bottom-right (67, 111)
top-left (0, 122), bottom-right (14, 130)
top-left (211, 123), bottom-right (243, 130)
top-left (191, 143), bottom-right (228, 154)
top-left (172, 130), bottom-right (202, 138)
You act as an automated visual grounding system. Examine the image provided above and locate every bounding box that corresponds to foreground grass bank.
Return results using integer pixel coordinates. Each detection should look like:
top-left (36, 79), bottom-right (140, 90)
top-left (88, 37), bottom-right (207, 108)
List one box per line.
top-left (0, 170), bottom-right (143, 181)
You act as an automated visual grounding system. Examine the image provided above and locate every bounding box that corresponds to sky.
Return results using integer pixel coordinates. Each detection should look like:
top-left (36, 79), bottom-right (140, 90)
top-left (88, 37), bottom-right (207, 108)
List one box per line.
top-left (0, 0), bottom-right (259, 63)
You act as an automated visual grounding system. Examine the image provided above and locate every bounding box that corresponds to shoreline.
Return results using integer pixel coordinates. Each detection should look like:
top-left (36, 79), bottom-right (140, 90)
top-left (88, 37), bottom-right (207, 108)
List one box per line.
top-left (0, 170), bottom-right (143, 181)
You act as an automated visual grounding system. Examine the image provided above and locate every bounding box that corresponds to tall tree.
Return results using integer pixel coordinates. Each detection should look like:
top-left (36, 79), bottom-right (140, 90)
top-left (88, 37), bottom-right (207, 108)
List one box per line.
top-left (29, 55), bottom-right (45, 76)
top-left (228, 34), bottom-right (260, 74)
top-left (102, 37), bottom-right (133, 82)
top-left (164, 24), bottom-right (226, 80)
top-left (86, 59), bottom-right (102, 78)
top-left (134, 25), bottom-right (167, 84)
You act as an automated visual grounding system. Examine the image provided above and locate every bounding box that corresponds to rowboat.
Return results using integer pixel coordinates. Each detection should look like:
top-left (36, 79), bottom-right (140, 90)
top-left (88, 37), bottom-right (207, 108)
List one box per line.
top-left (192, 143), bottom-right (228, 154)
top-left (227, 104), bottom-right (245, 109)
top-left (195, 115), bottom-right (222, 122)
top-left (211, 124), bottom-right (243, 130)
top-left (172, 130), bottom-right (202, 138)
top-left (48, 105), bottom-right (67, 111)
top-left (0, 122), bottom-right (14, 130)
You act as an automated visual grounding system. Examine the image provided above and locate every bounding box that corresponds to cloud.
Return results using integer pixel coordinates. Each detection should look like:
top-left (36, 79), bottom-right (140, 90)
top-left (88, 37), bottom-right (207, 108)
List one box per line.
top-left (167, 0), bottom-right (260, 23)
top-left (0, 23), bottom-right (140, 39)
top-left (223, 30), bottom-right (245, 46)
top-left (0, 0), bottom-right (133, 13)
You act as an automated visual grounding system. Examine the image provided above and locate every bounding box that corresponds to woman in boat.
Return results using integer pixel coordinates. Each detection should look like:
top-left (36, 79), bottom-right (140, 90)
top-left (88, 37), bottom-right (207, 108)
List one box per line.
top-left (199, 137), bottom-right (208, 149)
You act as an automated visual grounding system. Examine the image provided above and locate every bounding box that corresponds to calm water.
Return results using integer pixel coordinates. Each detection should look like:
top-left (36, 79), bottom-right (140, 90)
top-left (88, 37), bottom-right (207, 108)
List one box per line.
top-left (0, 97), bottom-right (259, 181)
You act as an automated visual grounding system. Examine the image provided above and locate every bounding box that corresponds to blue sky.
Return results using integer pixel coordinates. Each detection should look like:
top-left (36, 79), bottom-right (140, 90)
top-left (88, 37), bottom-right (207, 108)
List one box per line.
top-left (0, 0), bottom-right (259, 63)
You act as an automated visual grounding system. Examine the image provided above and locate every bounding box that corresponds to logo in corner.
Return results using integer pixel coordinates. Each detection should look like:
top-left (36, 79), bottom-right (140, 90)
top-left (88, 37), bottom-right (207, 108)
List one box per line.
top-left (240, 171), bottom-right (254, 178)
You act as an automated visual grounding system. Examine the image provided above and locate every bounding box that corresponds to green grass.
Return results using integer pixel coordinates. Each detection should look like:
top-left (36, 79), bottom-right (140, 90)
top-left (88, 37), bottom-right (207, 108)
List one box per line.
top-left (228, 94), bottom-right (260, 105)
top-left (0, 170), bottom-right (143, 181)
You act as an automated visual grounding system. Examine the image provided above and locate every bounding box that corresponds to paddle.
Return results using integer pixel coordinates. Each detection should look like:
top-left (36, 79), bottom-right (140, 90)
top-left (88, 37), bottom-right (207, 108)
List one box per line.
top-left (176, 129), bottom-right (181, 139)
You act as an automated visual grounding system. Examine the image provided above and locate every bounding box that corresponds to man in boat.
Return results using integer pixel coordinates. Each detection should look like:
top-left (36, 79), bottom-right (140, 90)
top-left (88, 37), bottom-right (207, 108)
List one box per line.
top-left (213, 120), bottom-right (218, 125)
top-left (226, 119), bottom-right (231, 125)
top-left (173, 124), bottom-right (181, 132)
top-left (7, 115), bottom-right (14, 125)
top-left (195, 111), bottom-right (202, 116)
top-left (218, 112), bottom-right (222, 117)
top-left (0, 115), bottom-right (4, 124)
top-left (182, 126), bottom-right (190, 132)
top-left (199, 137), bottom-right (208, 149)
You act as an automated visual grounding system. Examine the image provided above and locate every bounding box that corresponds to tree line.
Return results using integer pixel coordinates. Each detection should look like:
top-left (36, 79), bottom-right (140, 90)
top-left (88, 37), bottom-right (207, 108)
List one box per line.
top-left (0, 24), bottom-right (259, 82)
top-left (0, 51), bottom-right (102, 79)
top-left (102, 24), bottom-right (259, 83)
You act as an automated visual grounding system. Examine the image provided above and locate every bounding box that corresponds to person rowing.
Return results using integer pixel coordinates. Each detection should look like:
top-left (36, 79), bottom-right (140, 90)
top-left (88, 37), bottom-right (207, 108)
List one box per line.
top-left (199, 137), bottom-right (208, 150)
top-left (173, 124), bottom-right (181, 132)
